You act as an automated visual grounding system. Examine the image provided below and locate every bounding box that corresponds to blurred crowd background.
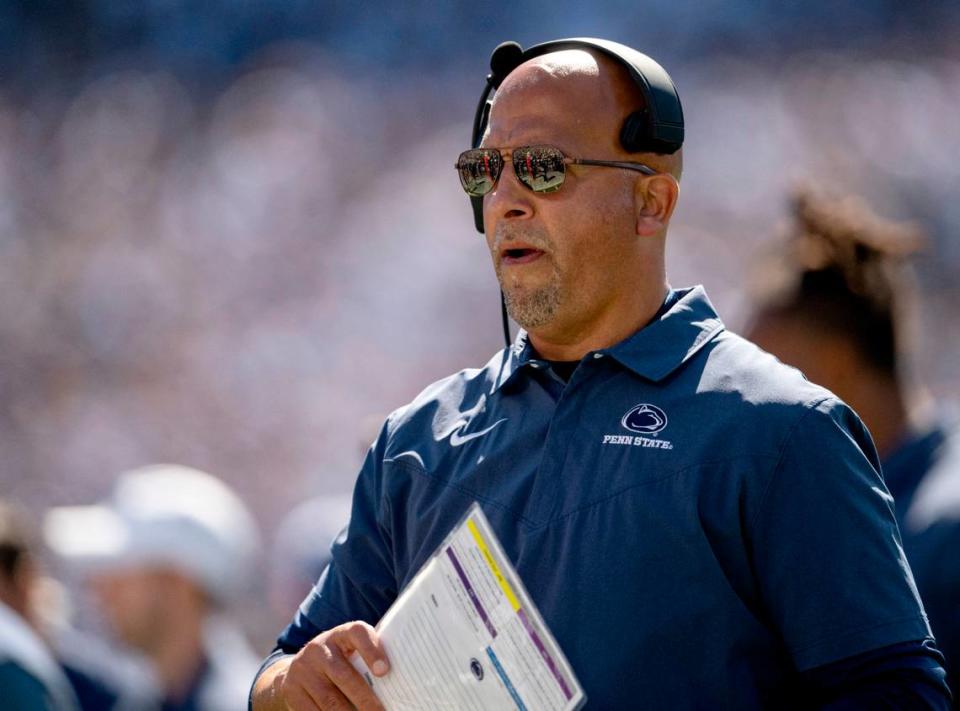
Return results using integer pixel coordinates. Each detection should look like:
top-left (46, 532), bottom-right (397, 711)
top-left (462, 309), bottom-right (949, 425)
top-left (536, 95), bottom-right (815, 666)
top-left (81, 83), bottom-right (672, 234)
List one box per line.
top-left (1, 0), bottom-right (959, 680)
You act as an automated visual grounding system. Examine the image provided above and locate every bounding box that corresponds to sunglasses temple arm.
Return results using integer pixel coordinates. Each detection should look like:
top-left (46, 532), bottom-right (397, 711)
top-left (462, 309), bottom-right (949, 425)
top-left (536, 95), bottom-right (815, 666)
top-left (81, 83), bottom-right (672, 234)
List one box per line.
top-left (573, 158), bottom-right (657, 175)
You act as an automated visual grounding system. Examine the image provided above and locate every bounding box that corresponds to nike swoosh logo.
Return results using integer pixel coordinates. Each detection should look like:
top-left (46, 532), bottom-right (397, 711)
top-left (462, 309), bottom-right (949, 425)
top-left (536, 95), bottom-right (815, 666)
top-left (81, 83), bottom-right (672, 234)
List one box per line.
top-left (449, 418), bottom-right (507, 447)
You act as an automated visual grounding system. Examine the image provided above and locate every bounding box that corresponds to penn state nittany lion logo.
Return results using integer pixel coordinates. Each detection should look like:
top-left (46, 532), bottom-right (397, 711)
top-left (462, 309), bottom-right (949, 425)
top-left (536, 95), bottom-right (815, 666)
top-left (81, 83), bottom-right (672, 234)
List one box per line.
top-left (621, 403), bottom-right (668, 435)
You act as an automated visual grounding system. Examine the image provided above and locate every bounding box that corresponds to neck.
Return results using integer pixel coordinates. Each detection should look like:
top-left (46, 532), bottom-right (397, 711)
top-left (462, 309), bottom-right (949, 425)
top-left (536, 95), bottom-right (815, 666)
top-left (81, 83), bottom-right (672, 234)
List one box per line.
top-left (149, 604), bottom-right (207, 702)
top-left (528, 281), bottom-right (668, 361)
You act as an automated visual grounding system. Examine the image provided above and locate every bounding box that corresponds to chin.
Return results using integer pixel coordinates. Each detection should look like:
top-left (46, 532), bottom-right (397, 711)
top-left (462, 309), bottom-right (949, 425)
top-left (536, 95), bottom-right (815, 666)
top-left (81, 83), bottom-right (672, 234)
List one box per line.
top-left (504, 300), bottom-right (540, 328)
top-left (505, 292), bottom-right (561, 331)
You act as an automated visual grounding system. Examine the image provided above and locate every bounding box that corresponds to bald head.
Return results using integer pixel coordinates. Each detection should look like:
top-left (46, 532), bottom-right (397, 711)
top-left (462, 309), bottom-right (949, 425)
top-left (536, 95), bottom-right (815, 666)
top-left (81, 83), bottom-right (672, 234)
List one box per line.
top-left (488, 49), bottom-right (682, 180)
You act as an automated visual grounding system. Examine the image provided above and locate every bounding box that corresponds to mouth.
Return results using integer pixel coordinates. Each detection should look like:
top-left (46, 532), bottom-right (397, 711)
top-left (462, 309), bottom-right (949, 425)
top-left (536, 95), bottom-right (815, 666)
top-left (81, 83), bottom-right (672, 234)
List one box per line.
top-left (500, 246), bottom-right (545, 266)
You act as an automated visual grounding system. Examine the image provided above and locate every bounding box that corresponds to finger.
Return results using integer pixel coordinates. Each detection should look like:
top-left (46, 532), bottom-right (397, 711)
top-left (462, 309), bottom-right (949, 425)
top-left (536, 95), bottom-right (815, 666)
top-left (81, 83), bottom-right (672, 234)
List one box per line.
top-left (316, 640), bottom-right (385, 711)
top-left (338, 621), bottom-right (390, 677)
top-left (284, 650), bottom-right (351, 711)
top-left (284, 683), bottom-right (326, 710)
top-left (294, 677), bottom-right (352, 711)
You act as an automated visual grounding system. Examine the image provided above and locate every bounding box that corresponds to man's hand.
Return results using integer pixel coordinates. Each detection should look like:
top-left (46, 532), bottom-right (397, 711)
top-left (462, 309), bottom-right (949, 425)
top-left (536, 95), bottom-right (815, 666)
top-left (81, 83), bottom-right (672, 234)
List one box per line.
top-left (252, 621), bottom-right (390, 710)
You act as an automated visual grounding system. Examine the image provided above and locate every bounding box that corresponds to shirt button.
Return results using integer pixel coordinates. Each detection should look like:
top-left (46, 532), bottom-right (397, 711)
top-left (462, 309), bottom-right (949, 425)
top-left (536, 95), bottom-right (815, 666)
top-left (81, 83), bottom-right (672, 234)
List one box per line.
top-left (593, 353), bottom-right (604, 359)
top-left (530, 362), bottom-right (541, 368)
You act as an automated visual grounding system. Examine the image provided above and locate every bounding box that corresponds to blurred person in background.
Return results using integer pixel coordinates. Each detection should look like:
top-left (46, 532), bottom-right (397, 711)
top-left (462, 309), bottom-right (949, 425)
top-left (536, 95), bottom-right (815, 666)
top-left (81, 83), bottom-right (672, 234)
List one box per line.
top-left (746, 189), bottom-right (960, 707)
top-left (268, 495), bottom-right (352, 626)
top-left (0, 498), bottom-right (80, 710)
top-left (268, 416), bottom-right (381, 625)
top-left (44, 464), bottom-right (262, 711)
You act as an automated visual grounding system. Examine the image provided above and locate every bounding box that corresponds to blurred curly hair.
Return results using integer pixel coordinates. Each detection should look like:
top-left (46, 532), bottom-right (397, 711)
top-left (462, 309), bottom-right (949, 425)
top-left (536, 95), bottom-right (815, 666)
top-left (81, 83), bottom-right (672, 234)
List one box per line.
top-left (753, 187), bottom-right (925, 375)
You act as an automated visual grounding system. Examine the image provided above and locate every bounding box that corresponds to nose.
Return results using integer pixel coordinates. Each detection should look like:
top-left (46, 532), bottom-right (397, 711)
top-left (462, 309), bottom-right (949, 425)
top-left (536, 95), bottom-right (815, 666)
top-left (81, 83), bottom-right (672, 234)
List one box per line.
top-left (483, 161), bottom-right (534, 230)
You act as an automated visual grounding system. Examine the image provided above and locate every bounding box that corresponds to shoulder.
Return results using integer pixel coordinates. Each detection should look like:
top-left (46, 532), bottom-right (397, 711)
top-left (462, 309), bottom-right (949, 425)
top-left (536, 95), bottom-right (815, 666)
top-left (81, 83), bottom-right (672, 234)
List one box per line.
top-left (380, 349), bottom-right (508, 443)
top-left (55, 627), bottom-right (157, 708)
top-left (702, 329), bottom-right (831, 408)
top-left (683, 329), bottom-right (876, 461)
top-left (706, 330), bottom-right (864, 427)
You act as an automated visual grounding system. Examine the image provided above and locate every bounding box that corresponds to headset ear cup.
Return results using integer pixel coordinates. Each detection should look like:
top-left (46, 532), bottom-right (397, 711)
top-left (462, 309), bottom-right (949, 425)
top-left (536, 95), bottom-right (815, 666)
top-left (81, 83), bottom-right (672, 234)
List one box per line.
top-left (619, 110), bottom-right (649, 153)
top-left (471, 196), bottom-right (485, 233)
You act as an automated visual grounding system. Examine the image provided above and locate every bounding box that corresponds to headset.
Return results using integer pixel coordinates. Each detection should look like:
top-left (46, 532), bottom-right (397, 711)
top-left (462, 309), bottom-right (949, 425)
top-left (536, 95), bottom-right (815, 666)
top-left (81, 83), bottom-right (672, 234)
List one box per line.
top-left (466, 38), bottom-right (685, 347)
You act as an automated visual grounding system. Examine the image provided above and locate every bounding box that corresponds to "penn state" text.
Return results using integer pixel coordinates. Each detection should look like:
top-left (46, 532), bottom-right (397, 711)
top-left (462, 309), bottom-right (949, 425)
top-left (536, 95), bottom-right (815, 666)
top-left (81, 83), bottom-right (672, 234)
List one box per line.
top-left (602, 434), bottom-right (674, 450)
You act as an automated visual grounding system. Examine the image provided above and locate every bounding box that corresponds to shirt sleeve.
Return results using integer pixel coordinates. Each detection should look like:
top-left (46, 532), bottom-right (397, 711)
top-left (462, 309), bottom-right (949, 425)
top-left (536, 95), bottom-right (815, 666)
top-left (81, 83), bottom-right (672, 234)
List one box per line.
top-left (800, 639), bottom-right (951, 709)
top-left (749, 396), bottom-right (933, 671)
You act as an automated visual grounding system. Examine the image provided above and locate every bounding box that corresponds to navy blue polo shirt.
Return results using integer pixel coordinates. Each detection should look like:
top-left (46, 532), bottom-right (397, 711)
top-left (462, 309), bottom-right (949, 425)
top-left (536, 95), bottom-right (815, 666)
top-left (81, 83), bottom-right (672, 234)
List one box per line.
top-left (284, 286), bottom-right (932, 708)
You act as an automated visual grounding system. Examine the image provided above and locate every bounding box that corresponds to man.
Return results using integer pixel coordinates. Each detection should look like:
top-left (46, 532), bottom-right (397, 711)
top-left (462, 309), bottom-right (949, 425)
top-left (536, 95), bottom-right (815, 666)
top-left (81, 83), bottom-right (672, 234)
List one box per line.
top-left (45, 464), bottom-right (262, 711)
top-left (252, 41), bottom-right (951, 709)
top-left (0, 498), bottom-right (80, 710)
top-left (745, 189), bottom-right (960, 707)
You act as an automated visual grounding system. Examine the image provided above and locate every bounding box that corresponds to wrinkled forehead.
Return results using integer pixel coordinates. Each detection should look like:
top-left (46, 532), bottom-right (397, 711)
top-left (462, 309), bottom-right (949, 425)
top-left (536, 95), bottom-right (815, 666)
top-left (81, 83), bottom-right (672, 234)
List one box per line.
top-left (484, 50), bottom-right (628, 152)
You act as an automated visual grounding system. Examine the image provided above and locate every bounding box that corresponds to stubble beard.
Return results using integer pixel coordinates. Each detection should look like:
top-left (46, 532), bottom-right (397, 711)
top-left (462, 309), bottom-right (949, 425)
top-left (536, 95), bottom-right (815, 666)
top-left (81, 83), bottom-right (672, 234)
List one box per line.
top-left (493, 240), bottom-right (563, 330)
top-left (501, 274), bottom-right (562, 329)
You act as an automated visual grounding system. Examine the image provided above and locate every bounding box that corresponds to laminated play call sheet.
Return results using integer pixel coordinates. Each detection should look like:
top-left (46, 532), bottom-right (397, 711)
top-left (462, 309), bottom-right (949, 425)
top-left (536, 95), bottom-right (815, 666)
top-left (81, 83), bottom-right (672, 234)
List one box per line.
top-left (351, 503), bottom-right (585, 710)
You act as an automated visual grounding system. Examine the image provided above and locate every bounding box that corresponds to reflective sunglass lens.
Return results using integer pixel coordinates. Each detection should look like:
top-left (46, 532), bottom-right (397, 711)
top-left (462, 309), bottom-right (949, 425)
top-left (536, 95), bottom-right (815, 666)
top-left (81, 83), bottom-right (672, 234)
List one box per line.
top-left (513, 146), bottom-right (565, 193)
top-left (458, 149), bottom-right (502, 196)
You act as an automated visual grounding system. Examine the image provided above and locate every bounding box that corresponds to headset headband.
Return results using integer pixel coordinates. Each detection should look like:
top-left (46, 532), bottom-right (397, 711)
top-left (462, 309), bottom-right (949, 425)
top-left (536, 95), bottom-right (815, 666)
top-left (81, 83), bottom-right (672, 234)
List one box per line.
top-left (469, 37), bottom-right (684, 234)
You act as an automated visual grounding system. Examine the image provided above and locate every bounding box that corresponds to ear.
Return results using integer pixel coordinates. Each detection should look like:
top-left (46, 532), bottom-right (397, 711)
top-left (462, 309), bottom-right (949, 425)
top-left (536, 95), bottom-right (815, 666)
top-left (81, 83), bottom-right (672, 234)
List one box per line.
top-left (635, 174), bottom-right (680, 237)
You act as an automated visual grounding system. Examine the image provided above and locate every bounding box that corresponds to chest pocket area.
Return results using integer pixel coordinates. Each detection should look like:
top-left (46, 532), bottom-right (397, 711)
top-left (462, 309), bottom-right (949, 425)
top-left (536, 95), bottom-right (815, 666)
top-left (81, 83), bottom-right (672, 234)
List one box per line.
top-left (382, 450), bottom-right (540, 587)
top-left (540, 430), bottom-right (688, 521)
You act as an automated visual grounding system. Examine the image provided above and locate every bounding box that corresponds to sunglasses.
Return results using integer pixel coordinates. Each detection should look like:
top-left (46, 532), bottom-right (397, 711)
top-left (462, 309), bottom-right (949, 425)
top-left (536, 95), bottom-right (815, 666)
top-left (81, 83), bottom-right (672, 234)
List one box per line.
top-left (455, 145), bottom-right (657, 197)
